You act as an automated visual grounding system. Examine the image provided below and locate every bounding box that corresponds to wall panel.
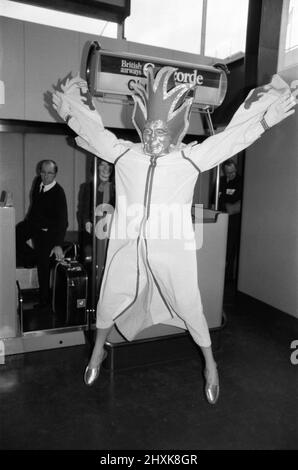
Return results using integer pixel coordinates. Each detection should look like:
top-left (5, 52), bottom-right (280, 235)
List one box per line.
top-left (238, 66), bottom-right (298, 317)
top-left (238, 1), bottom-right (298, 318)
top-left (0, 17), bottom-right (25, 119)
top-left (24, 22), bottom-right (80, 122)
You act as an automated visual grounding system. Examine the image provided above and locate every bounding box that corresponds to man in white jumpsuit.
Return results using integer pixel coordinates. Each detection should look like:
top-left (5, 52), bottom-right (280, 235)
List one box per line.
top-left (53, 66), bottom-right (295, 404)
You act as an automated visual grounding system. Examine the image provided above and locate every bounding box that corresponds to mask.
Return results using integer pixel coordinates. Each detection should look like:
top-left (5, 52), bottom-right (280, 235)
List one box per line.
top-left (143, 120), bottom-right (172, 156)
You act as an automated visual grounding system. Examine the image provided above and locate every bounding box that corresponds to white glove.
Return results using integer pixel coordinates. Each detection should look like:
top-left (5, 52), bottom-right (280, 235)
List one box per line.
top-left (52, 90), bottom-right (71, 121)
top-left (52, 75), bottom-right (89, 121)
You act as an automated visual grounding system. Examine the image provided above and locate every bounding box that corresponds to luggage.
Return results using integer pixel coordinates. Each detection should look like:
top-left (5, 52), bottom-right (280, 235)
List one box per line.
top-left (52, 259), bottom-right (88, 327)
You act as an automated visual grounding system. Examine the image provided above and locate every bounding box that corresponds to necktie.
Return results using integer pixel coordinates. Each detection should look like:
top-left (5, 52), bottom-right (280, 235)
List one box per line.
top-left (40, 184), bottom-right (44, 193)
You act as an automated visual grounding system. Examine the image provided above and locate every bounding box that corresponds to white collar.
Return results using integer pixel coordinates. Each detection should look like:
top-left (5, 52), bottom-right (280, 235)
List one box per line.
top-left (40, 180), bottom-right (56, 192)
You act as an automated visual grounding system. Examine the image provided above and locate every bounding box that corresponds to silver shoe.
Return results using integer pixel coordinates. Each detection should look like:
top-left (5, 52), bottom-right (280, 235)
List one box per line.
top-left (84, 350), bottom-right (107, 386)
top-left (204, 367), bottom-right (219, 405)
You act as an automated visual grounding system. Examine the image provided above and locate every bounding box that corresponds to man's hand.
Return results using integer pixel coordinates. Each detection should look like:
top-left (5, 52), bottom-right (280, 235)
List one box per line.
top-left (50, 246), bottom-right (64, 261)
top-left (264, 92), bottom-right (296, 128)
top-left (85, 221), bottom-right (92, 234)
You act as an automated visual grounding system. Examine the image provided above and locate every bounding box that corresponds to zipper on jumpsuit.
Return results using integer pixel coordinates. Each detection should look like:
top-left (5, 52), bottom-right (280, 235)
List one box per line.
top-left (144, 155), bottom-right (156, 222)
top-left (141, 156), bottom-right (174, 318)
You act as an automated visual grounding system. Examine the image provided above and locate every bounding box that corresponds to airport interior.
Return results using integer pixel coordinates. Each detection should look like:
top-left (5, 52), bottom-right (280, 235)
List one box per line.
top-left (0, 0), bottom-right (298, 451)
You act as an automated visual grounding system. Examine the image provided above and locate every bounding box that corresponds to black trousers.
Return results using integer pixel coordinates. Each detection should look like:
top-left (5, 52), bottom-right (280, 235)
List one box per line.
top-left (16, 220), bottom-right (55, 304)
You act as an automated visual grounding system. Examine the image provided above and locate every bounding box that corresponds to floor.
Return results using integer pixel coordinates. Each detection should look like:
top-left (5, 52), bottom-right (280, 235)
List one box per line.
top-left (0, 282), bottom-right (298, 450)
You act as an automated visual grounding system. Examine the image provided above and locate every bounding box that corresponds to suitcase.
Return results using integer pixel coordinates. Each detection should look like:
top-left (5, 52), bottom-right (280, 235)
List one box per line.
top-left (52, 259), bottom-right (88, 327)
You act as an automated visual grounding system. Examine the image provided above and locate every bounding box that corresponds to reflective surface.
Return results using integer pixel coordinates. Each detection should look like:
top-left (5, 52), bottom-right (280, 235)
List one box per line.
top-left (20, 288), bottom-right (87, 332)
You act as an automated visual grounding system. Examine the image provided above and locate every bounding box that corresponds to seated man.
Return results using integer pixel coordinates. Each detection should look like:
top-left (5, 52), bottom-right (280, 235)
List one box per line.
top-left (16, 159), bottom-right (68, 309)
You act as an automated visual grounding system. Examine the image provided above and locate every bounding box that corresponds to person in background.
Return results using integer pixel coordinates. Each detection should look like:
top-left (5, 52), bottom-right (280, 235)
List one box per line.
top-left (16, 160), bottom-right (68, 309)
top-left (52, 69), bottom-right (295, 405)
top-left (218, 158), bottom-right (242, 280)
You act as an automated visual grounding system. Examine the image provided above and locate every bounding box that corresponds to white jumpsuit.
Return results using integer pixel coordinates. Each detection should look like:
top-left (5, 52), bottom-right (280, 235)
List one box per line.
top-left (59, 74), bottom-right (289, 346)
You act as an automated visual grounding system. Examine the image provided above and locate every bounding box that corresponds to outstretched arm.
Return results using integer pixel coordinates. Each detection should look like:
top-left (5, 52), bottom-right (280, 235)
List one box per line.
top-left (52, 76), bottom-right (130, 164)
top-left (187, 75), bottom-right (296, 173)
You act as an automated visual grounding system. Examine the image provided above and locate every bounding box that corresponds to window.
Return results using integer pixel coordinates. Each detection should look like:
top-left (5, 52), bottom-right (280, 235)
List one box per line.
top-left (0, 0), bottom-right (118, 36)
top-left (125, 0), bottom-right (204, 54)
top-left (125, 0), bottom-right (248, 59)
top-left (204, 0), bottom-right (248, 59)
top-left (1, 0), bottom-right (249, 60)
